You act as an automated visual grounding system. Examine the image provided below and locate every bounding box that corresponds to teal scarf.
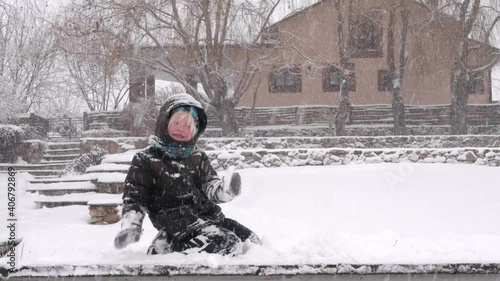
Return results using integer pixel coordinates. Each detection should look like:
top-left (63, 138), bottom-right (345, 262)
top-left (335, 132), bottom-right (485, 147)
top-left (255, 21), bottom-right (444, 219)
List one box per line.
top-left (148, 135), bottom-right (195, 160)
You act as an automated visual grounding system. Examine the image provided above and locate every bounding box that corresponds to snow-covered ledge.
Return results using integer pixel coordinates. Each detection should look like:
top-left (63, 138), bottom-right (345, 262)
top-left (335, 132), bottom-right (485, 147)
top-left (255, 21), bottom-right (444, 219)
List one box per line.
top-left (7, 263), bottom-right (500, 279)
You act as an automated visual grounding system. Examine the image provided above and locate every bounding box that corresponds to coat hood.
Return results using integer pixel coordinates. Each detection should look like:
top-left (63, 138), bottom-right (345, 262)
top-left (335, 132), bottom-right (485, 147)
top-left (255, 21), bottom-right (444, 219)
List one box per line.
top-left (154, 93), bottom-right (207, 143)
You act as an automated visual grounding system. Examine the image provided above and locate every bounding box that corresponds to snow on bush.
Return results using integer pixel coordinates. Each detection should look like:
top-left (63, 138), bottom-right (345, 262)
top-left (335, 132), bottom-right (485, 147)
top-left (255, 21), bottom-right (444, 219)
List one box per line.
top-left (0, 125), bottom-right (25, 163)
top-left (61, 146), bottom-right (108, 176)
top-left (0, 77), bottom-right (22, 123)
top-left (18, 124), bottom-right (45, 140)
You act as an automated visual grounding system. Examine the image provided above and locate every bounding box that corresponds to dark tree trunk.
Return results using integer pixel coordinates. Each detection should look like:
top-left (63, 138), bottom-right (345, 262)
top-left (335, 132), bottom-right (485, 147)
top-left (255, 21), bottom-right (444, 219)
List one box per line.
top-left (219, 101), bottom-right (239, 136)
top-left (450, 39), bottom-right (470, 135)
top-left (185, 75), bottom-right (198, 97)
top-left (387, 0), bottom-right (408, 136)
top-left (391, 86), bottom-right (406, 135)
top-left (200, 73), bottom-right (240, 137)
top-left (449, 0), bottom-right (480, 135)
top-left (450, 68), bottom-right (469, 135)
top-left (335, 81), bottom-right (351, 136)
top-left (333, 0), bottom-right (353, 136)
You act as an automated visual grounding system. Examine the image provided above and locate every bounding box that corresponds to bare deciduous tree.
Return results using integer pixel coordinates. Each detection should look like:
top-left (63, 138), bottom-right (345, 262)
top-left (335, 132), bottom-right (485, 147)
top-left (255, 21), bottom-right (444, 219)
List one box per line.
top-left (421, 0), bottom-right (500, 134)
top-left (62, 51), bottom-right (129, 112)
top-left (333, 0), bottom-right (353, 136)
top-left (386, 0), bottom-right (409, 135)
top-left (62, 0), bottom-right (284, 136)
top-left (56, 9), bottom-right (129, 112)
top-left (0, 0), bottom-right (59, 115)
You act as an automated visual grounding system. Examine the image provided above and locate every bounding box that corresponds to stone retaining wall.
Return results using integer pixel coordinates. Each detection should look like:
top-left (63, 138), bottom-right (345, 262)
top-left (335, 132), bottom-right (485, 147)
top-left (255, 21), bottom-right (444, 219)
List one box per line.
top-left (198, 135), bottom-right (500, 150)
top-left (82, 135), bottom-right (500, 154)
top-left (203, 125), bottom-right (500, 137)
top-left (207, 148), bottom-right (500, 171)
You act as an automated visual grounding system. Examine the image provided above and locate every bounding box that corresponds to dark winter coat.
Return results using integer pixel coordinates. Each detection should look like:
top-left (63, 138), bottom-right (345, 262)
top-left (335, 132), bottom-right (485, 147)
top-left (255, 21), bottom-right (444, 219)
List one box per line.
top-left (122, 94), bottom-right (231, 241)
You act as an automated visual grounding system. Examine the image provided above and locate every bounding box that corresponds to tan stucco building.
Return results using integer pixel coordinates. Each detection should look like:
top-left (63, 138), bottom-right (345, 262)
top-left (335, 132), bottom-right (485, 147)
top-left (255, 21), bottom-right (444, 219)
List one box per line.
top-left (130, 0), bottom-right (498, 107)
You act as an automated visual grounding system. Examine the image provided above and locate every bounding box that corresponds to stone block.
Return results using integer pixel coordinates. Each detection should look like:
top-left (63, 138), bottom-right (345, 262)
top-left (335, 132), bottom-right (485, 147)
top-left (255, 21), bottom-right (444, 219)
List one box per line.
top-left (97, 182), bottom-right (124, 194)
top-left (89, 204), bottom-right (121, 225)
top-left (20, 140), bottom-right (46, 164)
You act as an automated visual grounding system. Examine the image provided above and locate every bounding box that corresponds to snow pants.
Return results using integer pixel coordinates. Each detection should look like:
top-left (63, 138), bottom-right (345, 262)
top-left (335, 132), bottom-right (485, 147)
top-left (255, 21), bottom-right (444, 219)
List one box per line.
top-left (146, 218), bottom-right (258, 256)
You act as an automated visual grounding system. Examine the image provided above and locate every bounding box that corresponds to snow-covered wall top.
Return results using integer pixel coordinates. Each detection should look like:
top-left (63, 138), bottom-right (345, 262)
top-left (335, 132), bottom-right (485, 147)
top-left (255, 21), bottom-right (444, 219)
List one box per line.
top-left (10, 263), bottom-right (500, 278)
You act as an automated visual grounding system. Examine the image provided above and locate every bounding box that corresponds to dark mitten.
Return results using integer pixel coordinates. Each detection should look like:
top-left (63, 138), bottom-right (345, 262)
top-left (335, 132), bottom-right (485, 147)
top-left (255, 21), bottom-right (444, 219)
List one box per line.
top-left (114, 210), bottom-right (144, 249)
top-left (229, 172), bottom-right (241, 196)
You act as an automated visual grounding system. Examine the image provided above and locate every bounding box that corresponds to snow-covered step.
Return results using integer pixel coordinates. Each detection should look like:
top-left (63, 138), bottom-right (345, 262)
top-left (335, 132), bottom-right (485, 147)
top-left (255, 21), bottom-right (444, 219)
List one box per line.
top-left (101, 160), bottom-right (132, 165)
top-left (0, 163), bottom-right (67, 171)
top-left (32, 175), bottom-right (61, 180)
top-left (47, 141), bottom-right (80, 146)
top-left (34, 193), bottom-right (122, 208)
top-left (43, 154), bottom-right (80, 162)
top-left (46, 142), bottom-right (80, 150)
top-left (47, 136), bottom-right (80, 140)
top-left (29, 177), bottom-right (98, 184)
top-left (6, 169), bottom-right (61, 177)
top-left (44, 148), bottom-right (80, 156)
top-left (101, 152), bottom-right (136, 165)
top-left (89, 122), bottom-right (110, 130)
top-left (40, 160), bottom-right (72, 165)
top-left (27, 181), bottom-right (98, 196)
top-left (85, 163), bottom-right (130, 174)
top-left (82, 129), bottom-right (130, 138)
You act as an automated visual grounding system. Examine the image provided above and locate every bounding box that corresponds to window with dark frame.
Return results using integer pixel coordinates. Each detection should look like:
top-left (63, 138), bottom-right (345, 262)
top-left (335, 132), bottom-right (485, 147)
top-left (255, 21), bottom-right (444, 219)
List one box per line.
top-left (262, 25), bottom-right (280, 45)
top-left (349, 10), bottom-right (383, 58)
top-left (378, 69), bottom-right (393, 92)
top-left (322, 63), bottom-right (356, 92)
top-left (470, 70), bottom-right (485, 95)
top-left (269, 65), bottom-right (302, 93)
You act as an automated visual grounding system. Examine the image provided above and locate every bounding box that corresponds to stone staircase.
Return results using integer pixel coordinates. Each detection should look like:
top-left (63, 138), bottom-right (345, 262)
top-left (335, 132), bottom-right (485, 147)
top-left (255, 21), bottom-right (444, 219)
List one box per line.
top-left (37, 141), bottom-right (81, 178)
top-left (0, 163), bottom-right (67, 177)
top-left (27, 154), bottom-right (129, 224)
top-left (0, 140), bottom-right (81, 178)
top-left (82, 110), bottom-right (129, 137)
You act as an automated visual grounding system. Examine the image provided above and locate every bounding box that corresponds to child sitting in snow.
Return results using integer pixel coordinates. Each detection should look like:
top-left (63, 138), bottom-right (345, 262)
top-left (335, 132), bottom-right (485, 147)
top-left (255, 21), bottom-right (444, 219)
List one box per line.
top-left (114, 93), bottom-right (259, 255)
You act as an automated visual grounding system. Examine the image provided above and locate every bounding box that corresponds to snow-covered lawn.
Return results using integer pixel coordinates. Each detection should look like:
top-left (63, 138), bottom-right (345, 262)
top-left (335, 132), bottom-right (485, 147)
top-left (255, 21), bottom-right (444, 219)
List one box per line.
top-left (1, 163), bottom-right (500, 268)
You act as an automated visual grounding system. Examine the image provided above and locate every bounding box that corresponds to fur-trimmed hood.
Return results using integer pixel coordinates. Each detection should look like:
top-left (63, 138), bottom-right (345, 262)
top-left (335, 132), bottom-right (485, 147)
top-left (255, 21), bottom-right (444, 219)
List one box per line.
top-left (154, 93), bottom-right (208, 143)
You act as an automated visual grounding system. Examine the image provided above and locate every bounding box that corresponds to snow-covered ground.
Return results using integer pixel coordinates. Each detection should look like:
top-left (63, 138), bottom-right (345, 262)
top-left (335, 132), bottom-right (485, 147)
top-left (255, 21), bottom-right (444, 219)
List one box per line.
top-left (1, 163), bottom-right (500, 269)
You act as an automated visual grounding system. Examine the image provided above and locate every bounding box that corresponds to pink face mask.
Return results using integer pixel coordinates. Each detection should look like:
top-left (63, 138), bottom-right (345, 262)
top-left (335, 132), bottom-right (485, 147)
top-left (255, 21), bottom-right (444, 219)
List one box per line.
top-left (167, 111), bottom-right (196, 142)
